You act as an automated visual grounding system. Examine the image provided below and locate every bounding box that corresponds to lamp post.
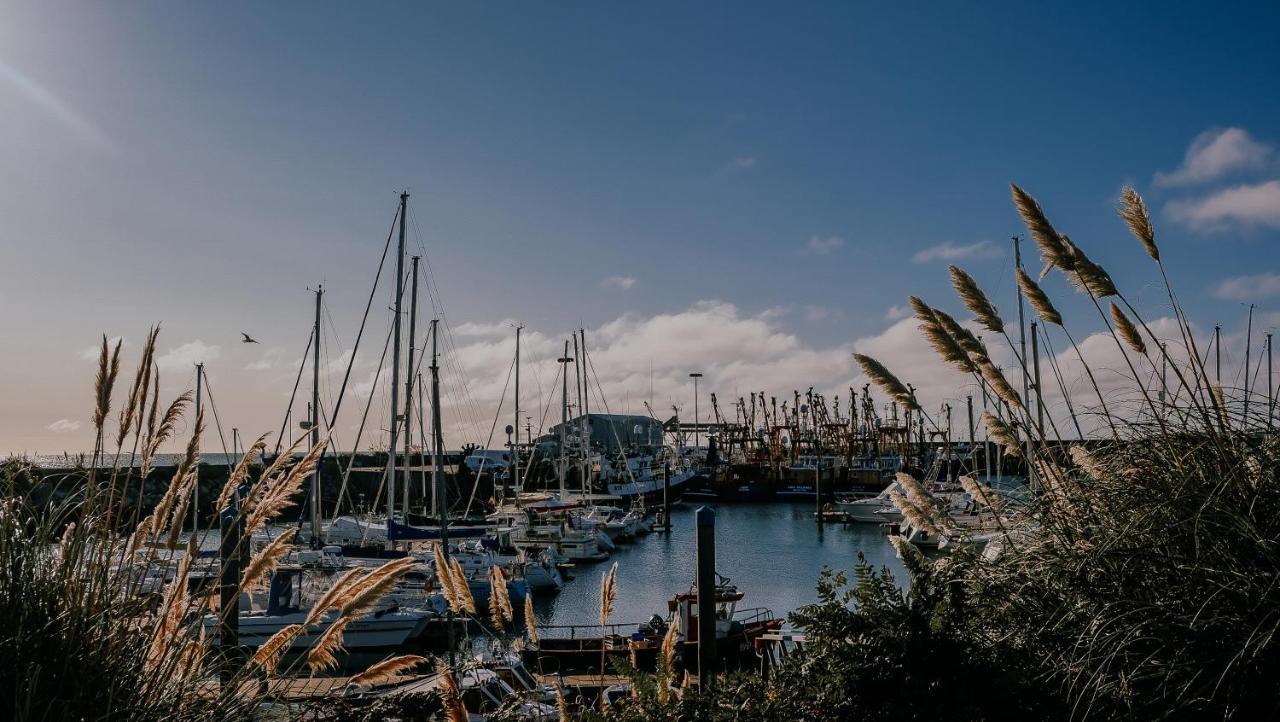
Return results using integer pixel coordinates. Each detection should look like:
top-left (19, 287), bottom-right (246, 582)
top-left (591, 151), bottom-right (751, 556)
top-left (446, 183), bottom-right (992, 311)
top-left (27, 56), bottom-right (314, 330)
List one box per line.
top-left (689, 372), bottom-right (703, 449)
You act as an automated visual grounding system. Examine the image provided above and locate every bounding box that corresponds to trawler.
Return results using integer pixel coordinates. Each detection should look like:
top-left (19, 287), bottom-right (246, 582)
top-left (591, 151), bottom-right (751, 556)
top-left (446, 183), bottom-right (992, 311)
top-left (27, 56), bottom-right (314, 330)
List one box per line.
top-left (521, 576), bottom-right (780, 674)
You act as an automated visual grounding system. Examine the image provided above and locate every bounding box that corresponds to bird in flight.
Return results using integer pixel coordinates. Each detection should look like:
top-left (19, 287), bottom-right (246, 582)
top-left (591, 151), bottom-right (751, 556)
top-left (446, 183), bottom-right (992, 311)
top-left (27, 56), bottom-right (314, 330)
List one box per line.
top-left (241, 332), bottom-right (259, 344)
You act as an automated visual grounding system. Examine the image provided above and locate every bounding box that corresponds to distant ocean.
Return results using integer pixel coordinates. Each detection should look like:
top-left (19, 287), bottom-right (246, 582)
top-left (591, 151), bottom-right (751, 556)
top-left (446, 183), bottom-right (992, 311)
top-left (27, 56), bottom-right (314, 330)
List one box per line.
top-left (25, 453), bottom-right (269, 469)
top-left (21, 450), bottom-right (459, 469)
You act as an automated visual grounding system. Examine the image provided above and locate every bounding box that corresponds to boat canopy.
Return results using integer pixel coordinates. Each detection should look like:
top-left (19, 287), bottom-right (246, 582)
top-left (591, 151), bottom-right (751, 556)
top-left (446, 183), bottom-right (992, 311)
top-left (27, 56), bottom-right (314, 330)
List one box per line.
top-left (386, 519), bottom-right (489, 541)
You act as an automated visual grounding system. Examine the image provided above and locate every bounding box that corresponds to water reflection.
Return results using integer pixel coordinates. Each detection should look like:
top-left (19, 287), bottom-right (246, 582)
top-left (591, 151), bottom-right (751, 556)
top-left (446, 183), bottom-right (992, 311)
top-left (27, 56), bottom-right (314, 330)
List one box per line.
top-left (532, 501), bottom-right (909, 628)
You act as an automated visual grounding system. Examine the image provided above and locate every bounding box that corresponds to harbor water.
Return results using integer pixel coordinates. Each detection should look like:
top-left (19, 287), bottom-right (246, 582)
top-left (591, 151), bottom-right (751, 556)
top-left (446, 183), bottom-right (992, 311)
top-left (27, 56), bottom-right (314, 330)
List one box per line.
top-left (531, 500), bottom-right (909, 630)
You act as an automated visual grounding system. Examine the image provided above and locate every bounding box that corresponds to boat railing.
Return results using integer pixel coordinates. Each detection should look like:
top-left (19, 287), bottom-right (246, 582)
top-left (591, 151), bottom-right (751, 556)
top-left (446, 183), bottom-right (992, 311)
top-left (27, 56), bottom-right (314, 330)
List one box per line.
top-left (731, 606), bottom-right (776, 626)
top-left (534, 621), bottom-right (643, 640)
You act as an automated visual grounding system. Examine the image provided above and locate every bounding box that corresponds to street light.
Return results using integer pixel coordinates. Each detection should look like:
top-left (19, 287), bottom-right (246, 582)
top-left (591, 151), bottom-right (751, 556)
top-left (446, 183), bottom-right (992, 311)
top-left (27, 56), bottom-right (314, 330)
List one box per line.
top-left (689, 373), bottom-right (703, 449)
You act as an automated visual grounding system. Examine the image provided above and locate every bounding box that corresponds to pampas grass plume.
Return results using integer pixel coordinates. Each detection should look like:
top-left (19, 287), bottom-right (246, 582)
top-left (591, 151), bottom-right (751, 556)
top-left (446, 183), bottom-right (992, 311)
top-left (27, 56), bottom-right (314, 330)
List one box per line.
top-left (347, 654), bottom-right (427, 689)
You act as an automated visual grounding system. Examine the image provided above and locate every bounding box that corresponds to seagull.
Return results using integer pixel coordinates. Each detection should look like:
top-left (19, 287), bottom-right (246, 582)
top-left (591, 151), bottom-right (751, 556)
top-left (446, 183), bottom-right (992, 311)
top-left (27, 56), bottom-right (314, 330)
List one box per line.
top-left (241, 332), bottom-right (259, 344)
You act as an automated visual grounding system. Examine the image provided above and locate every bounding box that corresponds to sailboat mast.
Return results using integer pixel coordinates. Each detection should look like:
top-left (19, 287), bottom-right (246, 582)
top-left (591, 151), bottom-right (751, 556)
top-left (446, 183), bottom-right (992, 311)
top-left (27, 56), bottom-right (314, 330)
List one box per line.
top-left (430, 319), bottom-right (446, 554)
top-left (573, 332), bottom-right (587, 494)
top-left (513, 326), bottom-right (522, 494)
top-left (558, 341), bottom-right (571, 498)
top-left (404, 256), bottom-right (420, 518)
top-left (387, 192), bottom-right (407, 539)
top-left (192, 363), bottom-right (203, 535)
top-left (311, 285), bottom-right (323, 544)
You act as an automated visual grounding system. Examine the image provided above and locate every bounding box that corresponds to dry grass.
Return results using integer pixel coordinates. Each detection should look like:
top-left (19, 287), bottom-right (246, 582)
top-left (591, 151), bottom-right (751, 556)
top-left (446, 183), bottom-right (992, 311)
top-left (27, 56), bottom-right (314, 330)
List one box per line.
top-left (948, 265), bottom-right (1004, 334)
top-left (347, 654), bottom-right (427, 689)
top-left (853, 353), bottom-right (919, 410)
top-left (524, 591), bottom-right (540, 645)
top-left (1, 326), bottom-right (437, 721)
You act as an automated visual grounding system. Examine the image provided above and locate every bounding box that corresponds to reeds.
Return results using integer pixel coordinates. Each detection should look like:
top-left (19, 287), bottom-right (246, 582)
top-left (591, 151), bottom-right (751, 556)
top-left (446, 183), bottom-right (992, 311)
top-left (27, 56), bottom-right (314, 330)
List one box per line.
top-left (431, 543), bottom-right (460, 610)
top-left (1017, 267), bottom-right (1062, 326)
top-left (306, 616), bottom-right (351, 675)
top-left (93, 336), bottom-right (122, 436)
top-left (1109, 302), bottom-right (1146, 355)
top-left (948, 265), bottom-right (1004, 333)
top-left (340, 556), bottom-right (416, 618)
top-left (524, 592), bottom-right (540, 645)
top-left (912, 297), bottom-right (976, 373)
top-left (3, 326), bottom-right (435, 722)
top-left (599, 561), bottom-right (618, 627)
top-left (853, 353), bottom-right (919, 410)
top-left (434, 660), bottom-right (469, 722)
top-left (240, 527), bottom-right (298, 592)
top-left (1119, 185), bottom-right (1159, 261)
top-left (658, 623), bottom-right (679, 703)
top-left (489, 565), bottom-right (514, 628)
top-left (449, 557), bottom-right (477, 615)
top-left (216, 431), bottom-right (270, 509)
top-left (959, 474), bottom-right (1001, 514)
top-left (982, 411), bottom-right (1022, 457)
top-left (251, 623), bottom-right (304, 676)
top-left (1011, 183), bottom-right (1074, 273)
top-left (347, 654), bottom-right (427, 689)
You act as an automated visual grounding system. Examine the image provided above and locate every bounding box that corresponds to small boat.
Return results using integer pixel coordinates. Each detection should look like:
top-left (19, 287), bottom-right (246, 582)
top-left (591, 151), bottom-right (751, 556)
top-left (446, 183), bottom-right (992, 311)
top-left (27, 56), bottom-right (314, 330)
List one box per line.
top-left (834, 482), bottom-right (906, 523)
top-left (372, 667), bottom-right (557, 719)
top-left (202, 568), bottom-right (443, 655)
top-left (521, 577), bottom-right (780, 675)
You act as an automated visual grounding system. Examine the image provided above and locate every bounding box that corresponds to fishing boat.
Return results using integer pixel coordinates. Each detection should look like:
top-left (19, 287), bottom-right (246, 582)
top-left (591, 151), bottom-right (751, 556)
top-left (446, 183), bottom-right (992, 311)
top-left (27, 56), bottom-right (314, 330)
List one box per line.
top-left (520, 577), bottom-right (780, 674)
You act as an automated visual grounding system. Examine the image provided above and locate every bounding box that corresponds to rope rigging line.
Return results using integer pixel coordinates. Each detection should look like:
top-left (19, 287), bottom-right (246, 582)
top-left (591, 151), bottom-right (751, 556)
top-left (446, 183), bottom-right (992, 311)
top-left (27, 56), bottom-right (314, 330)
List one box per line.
top-left (273, 327), bottom-right (314, 456)
top-left (197, 368), bottom-right (233, 465)
top-left (407, 211), bottom-right (487, 441)
top-left (582, 339), bottom-right (640, 485)
top-left (1039, 325), bottom-right (1084, 439)
top-left (463, 353), bottom-right (515, 517)
top-left (292, 201), bottom-right (399, 530)
top-left (344, 317), bottom-right (396, 525)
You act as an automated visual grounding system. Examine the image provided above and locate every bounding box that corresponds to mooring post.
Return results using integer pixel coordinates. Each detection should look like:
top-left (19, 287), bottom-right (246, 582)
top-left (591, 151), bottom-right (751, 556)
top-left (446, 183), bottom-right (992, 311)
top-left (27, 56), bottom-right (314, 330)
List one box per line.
top-left (218, 501), bottom-right (243, 682)
top-left (696, 506), bottom-right (717, 689)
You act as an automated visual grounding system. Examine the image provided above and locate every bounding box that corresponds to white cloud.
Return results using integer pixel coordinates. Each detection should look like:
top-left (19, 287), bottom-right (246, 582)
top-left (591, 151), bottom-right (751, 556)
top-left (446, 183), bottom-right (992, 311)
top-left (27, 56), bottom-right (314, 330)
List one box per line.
top-left (156, 340), bottom-right (221, 372)
top-left (727, 156), bottom-right (756, 171)
top-left (885, 305), bottom-right (910, 321)
top-left (803, 236), bottom-right (844, 255)
top-left (77, 336), bottom-right (123, 361)
top-left (1155, 127), bottom-right (1274, 187)
top-left (911, 240), bottom-right (1001, 264)
top-left (454, 320), bottom-right (519, 338)
top-left (600, 276), bottom-right (637, 290)
top-left (246, 346), bottom-right (291, 371)
top-left (46, 419), bottom-right (81, 433)
top-left (343, 299), bottom-right (1195, 447)
top-left (1166, 180), bottom-right (1280, 231)
top-left (803, 305), bottom-right (832, 322)
top-left (1211, 272), bottom-right (1280, 301)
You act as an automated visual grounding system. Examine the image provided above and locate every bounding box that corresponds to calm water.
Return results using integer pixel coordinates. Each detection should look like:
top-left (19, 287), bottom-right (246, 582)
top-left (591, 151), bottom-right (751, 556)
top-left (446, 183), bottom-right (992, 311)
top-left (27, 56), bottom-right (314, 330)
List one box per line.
top-left (531, 501), bottom-right (908, 629)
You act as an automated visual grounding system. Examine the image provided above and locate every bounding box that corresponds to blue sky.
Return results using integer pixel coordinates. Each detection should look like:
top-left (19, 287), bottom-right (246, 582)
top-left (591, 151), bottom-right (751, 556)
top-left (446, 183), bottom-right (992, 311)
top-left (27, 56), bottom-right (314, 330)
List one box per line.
top-left (3, 2), bottom-right (1279, 451)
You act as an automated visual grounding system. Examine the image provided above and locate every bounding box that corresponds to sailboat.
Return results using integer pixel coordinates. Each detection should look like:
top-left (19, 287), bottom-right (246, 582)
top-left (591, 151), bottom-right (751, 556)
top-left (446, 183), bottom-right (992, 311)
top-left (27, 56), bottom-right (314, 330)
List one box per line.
top-left (308, 193), bottom-right (489, 554)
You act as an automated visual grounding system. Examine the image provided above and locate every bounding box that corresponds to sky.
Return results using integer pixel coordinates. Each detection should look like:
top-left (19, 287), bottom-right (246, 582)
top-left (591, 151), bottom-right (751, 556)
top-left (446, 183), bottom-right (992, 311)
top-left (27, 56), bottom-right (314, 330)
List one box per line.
top-left (2, 1), bottom-right (1279, 454)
